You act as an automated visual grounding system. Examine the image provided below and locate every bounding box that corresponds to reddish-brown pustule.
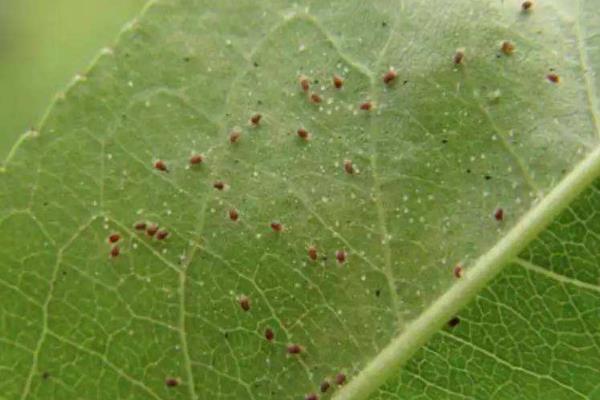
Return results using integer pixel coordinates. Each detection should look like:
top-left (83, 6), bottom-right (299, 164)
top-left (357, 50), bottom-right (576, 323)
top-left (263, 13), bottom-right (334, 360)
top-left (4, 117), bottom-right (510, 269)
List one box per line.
top-left (359, 101), bottom-right (372, 111)
top-left (239, 295), bottom-right (250, 312)
top-left (336, 250), bottom-right (347, 264)
top-left (344, 159), bottom-right (355, 174)
top-left (547, 73), bottom-right (560, 84)
top-left (110, 245), bottom-right (120, 258)
top-left (320, 381), bottom-right (330, 393)
top-left (297, 128), bottom-right (310, 140)
top-left (494, 208), bottom-right (504, 221)
top-left (250, 113), bottom-right (262, 126)
top-left (213, 181), bottom-right (225, 190)
top-left (383, 68), bottom-right (397, 84)
top-left (501, 41), bottom-right (515, 55)
top-left (265, 328), bottom-right (274, 341)
top-left (522, 1), bottom-right (533, 11)
top-left (299, 75), bottom-right (310, 92)
top-left (189, 154), bottom-right (203, 165)
top-left (308, 245), bottom-right (318, 261)
top-left (333, 74), bottom-right (344, 89)
top-left (154, 160), bottom-right (168, 172)
top-left (453, 264), bottom-right (463, 278)
top-left (165, 378), bottom-right (180, 387)
top-left (229, 208), bottom-right (239, 221)
top-left (146, 224), bottom-right (159, 237)
top-left (270, 221), bottom-right (283, 232)
top-left (108, 233), bottom-right (120, 244)
top-left (134, 221), bottom-right (147, 231)
top-left (305, 394), bottom-right (319, 400)
top-left (453, 50), bottom-right (465, 65)
top-left (287, 344), bottom-right (302, 354)
top-left (310, 93), bottom-right (322, 104)
top-left (229, 131), bottom-right (241, 144)
top-left (156, 230), bottom-right (169, 240)
top-left (335, 373), bottom-right (346, 385)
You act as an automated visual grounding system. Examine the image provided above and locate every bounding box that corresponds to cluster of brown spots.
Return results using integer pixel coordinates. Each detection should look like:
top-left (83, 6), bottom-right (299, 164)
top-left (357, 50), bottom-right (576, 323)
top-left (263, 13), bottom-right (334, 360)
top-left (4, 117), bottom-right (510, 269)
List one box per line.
top-left (229, 208), bottom-right (239, 222)
top-left (522, 1), bottom-right (533, 11)
top-left (333, 74), bottom-right (344, 89)
top-left (297, 128), bottom-right (310, 140)
top-left (336, 250), bottom-right (347, 264)
top-left (165, 377), bottom-right (180, 387)
top-left (299, 75), bottom-right (310, 92)
top-left (448, 316), bottom-right (460, 327)
top-left (270, 221), bottom-right (283, 232)
top-left (453, 264), bottom-right (463, 278)
top-left (494, 207), bottom-right (504, 221)
top-left (189, 154), bottom-right (203, 165)
top-left (343, 159), bottom-right (355, 175)
top-left (359, 101), bottom-right (373, 111)
top-left (501, 41), bottom-right (515, 55)
top-left (250, 113), bottom-right (262, 126)
top-left (213, 181), bottom-right (226, 191)
top-left (383, 68), bottom-right (397, 85)
top-left (546, 73), bottom-right (560, 84)
top-left (108, 233), bottom-right (121, 244)
top-left (146, 224), bottom-right (159, 237)
top-left (310, 93), bottom-right (323, 104)
top-left (307, 245), bottom-right (318, 261)
top-left (453, 49), bottom-right (465, 65)
top-left (229, 130), bottom-right (242, 144)
top-left (287, 344), bottom-right (303, 354)
top-left (153, 160), bottom-right (168, 172)
top-left (335, 372), bottom-right (347, 385)
top-left (239, 295), bottom-right (251, 311)
top-left (265, 328), bottom-right (274, 341)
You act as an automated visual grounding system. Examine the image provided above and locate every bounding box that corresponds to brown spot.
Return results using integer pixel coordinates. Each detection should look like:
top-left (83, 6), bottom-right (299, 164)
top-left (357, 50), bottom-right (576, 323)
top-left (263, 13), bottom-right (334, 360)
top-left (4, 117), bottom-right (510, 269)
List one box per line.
top-left (229, 130), bottom-right (241, 144)
top-left (229, 208), bottom-right (239, 222)
top-left (297, 128), bottom-right (310, 140)
top-left (287, 344), bottom-right (302, 354)
top-left (494, 208), bottom-right (504, 221)
top-left (146, 224), bottom-right (159, 237)
top-left (110, 245), bottom-right (120, 258)
top-left (239, 295), bottom-right (251, 312)
top-left (336, 250), bottom-right (347, 264)
top-left (270, 221), bottom-right (283, 232)
top-left (308, 245), bottom-right (318, 261)
top-left (335, 372), bottom-right (346, 385)
top-left (344, 159), bottom-right (355, 174)
top-left (359, 101), bottom-right (372, 111)
top-left (265, 328), bottom-right (274, 341)
top-left (383, 68), bottom-right (397, 84)
top-left (299, 75), bottom-right (310, 92)
top-left (165, 377), bottom-right (180, 387)
top-left (310, 93), bottom-right (322, 104)
top-left (522, 1), bottom-right (533, 11)
top-left (453, 264), bottom-right (463, 278)
top-left (189, 154), bottom-right (203, 165)
top-left (453, 49), bottom-right (465, 65)
top-left (154, 160), bottom-right (168, 172)
top-left (250, 113), bottom-right (262, 126)
top-left (547, 73), bottom-right (560, 84)
top-left (305, 394), bottom-right (319, 400)
top-left (108, 233), bottom-right (120, 244)
top-left (501, 41), bottom-right (515, 55)
top-left (134, 221), bottom-right (147, 231)
top-left (213, 181), bottom-right (225, 190)
top-left (320, 381), bottom-right (330, 393)
top-left (448, 316), bottom-right (460, 327)
top-left (156, 230), bottom-right (169, 240)
top-left (333, 74), bottom-right (344, 89)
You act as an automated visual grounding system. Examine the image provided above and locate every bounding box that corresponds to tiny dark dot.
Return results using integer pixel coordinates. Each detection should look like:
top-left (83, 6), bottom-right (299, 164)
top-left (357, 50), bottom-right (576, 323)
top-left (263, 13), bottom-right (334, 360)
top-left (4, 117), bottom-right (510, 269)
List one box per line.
top-left (42, 371), bottom-right (50, 380)
top-left (313, 79), bottom-right (319, 84)
top-left (466, 169), bottom-right (471, 174)
top-left (224, 332), bottom-right (229, 339)
top-left (448, 317), bottom-right (460, 327)
top-left (381, 21), bottom-right (387, 27)
top-left (183, 57), bottom-right (190, 62)
top-left (43, 202), bottom-right (48, 206)
top-left (441, 139), bottom-right (448, 144)
top-left (484, 175), bottom-right (492, 180)
top-left (165, 378), bottom-right (180, 387)
top-left (375, 289), bottom-right (381, 297)
top-left (253, 61), bottom-right (259, 67)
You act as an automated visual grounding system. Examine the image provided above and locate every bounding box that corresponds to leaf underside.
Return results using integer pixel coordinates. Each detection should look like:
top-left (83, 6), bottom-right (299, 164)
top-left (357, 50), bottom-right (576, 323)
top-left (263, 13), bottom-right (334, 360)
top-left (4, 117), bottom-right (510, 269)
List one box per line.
top-left (1, 1), bottom-right (599, 400)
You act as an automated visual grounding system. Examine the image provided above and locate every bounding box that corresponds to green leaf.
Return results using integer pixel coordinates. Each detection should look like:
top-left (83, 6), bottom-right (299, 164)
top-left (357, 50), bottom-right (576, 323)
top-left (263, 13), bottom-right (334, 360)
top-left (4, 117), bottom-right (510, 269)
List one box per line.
top-left (1, 1), bottom-right (599, 399)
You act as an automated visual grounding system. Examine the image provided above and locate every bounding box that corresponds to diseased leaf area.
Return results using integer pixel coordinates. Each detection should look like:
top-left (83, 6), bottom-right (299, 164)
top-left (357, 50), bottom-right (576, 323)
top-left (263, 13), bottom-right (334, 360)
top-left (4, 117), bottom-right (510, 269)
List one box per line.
top-left (0, 1), bottom-right (598, 399)
top-left (376, 179), bottom-right (600, 400)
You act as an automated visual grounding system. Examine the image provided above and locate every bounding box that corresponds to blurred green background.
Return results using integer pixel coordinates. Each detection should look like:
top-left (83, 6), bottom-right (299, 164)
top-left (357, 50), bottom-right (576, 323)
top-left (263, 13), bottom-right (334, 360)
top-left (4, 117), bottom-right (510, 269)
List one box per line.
top-left (0, 0), bottom-right (146, 159)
